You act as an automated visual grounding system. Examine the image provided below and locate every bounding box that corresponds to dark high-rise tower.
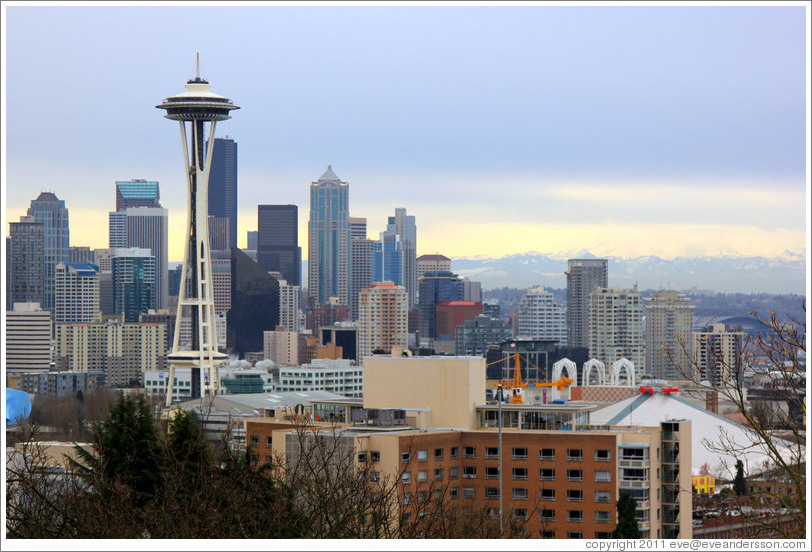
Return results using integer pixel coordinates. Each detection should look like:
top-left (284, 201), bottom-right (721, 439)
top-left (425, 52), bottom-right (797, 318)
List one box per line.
top-left (257, 204), bottom-right (301, 286)
top-left (207, 137), bottom-right (238, 249)
top-left (8, 217), bottom-right (45, 307)
top-left (26, 192), bottom-right (69, 313)
top-left (566, 258), bottom-right (608, 350)
top-left (157, 54), bottom-right (239, 404)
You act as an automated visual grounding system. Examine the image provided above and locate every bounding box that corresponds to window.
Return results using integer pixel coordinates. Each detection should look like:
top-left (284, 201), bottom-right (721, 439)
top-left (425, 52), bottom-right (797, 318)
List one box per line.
top-left (402, 492), bottom-right (411, 505)
top-left (567, 469), bottom-right (583, 481)
top-left (567, 510), bottom-right (583, 523)
top-left (462, 487), bottom-right (476, 499)
top-left (401, 451), bottom-right (411, 463)
top-left (512, 447), bottom-right (528, 460)
top-left (417, 490), bottom-right (428, 503)
top-left (540, 530), bottom-right (556, 539)
top-left (462, 466), bottom-right (477, 479)
top-left (595, 449), bottom-right (611, 462)
top-left (512, 467), bottom-right (528, 480)
top-left (595, 532), bottom-right (613, 539)
top-left (595, 470), bottom-right (611, 483)
top-left (567, 489), bottom-right (583, 502)
top-left (485, 466), bottom-right (499, 479)
top-left (540, 448), bottom-right (555, 460)
top-left (449, 487), bottom-right (459, 500)
top-left (450, 446), bottom-right (459, 459)
top-left (512, 488), bottom-right (528, 501)
top-left (417, 470), bottom-right (428, 482)
top-left (417, 449), bottom-right (428, 462)
top-left (539, 468), bottom-right (555, 481)
top-left (595, 490), bottom-right (611, 503)
top-left (540, 509), bottom-right (555, 521)
top-left (370, 471), bottom-right (380, 482)
top-left (485, 446), bottom-right (499, 458)
top-left (463, 446), bottom-right (476, 458)
top-left (512, 508), bottom-right (528, 520)
top-left (595, 511), bottom-right (611, 524)
top-left (371, 451), bottom-right (380, 463)
top-left (265, 436), bottom-right (272, 447)
top-left (485, 487), bottom-right (500, 499)
top-left (567, 531), bottom-right (583, 539)
top-left (401, 472), bottom-right (411, 484)
top-left (567, 449), bottom-right (583, 461)
top-left (358, 451), bottom-right (368, 463)
top-left (540, 488), bottom-right (555, 501)
top-left (434, 468), bottom-right (443, 481)
top-left (433, 489), bottom-right (442, 501)
top-left (449, 467), bottom-right (459, 479)
top-left (434, 448), bottom-right (444, 460)
top-left (250, 436), bottom-right (259, 445)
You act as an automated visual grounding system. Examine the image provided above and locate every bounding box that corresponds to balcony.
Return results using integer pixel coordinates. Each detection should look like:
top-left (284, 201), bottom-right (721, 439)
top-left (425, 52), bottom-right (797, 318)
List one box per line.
top-left (635, 501), bottom-right (650, 509)
top-left (619, 459), bottom-right (648, 468)
top-left (637, 521), bottom-right (651, 531)
top-left (619, 479), bottom-right (649, 488)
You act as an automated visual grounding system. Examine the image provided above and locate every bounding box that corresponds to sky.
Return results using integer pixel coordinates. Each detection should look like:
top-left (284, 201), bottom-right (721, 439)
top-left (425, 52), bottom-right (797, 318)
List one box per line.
top-left (2, 2), bottom-right (809, 266)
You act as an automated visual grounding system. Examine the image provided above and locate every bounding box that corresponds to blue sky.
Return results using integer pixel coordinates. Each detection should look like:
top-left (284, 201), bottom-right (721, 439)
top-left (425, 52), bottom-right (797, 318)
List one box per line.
top-left (3, 3), bottom-right (809, 264)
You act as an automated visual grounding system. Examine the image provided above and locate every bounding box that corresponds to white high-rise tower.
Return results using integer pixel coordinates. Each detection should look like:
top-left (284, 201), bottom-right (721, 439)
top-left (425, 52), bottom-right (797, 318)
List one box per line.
top-left (157, 55), bottom-right (239, 405)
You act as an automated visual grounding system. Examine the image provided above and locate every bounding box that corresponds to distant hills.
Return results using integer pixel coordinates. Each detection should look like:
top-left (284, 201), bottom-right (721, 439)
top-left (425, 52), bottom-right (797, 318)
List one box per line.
top-left (452, 251), bottom-right (806, 295)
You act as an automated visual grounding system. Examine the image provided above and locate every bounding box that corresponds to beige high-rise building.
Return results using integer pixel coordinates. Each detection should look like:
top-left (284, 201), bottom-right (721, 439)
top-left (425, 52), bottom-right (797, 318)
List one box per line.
top-left (359, 281), bottom-right (408, 360)
top-left (416, 254), bottom-right (451, 281)
top-left (589, 285), bottom-right (644, 377)
top-left (646, 290), bottom-right (694, 380)
top-left (55, 262), bottom-right (99, 324)
top-left (693, 323), bottom-right (745, 386)
top-left (264, 327), bottom-right (299, 366)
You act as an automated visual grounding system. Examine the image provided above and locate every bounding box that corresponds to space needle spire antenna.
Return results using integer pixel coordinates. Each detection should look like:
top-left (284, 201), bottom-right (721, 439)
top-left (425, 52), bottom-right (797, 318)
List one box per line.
top-left (157, 55), bottom-right (239, 406)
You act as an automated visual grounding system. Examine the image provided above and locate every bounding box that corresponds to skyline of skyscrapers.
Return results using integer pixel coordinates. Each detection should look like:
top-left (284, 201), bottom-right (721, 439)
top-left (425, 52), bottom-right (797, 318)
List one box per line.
top-left (566, 258), bottom-right (608, 351)
top-left (257, 204), bottom-right (301, 286)
top-left (26, 192), bottom-right (70, 313)
top-left (207, 137), bottom-right (238, 249)
top-left (308, 166), bottom-right (350, 306)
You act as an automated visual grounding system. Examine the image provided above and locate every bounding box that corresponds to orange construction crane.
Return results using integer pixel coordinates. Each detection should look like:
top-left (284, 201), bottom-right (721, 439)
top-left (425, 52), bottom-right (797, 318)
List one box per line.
top-left (486, 353), bottom-right (528, 389)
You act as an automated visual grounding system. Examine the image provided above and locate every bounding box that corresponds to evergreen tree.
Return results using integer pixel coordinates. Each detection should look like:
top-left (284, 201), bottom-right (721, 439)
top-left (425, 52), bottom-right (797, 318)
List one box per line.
top-left (612, 492), bottom-right (641, 538)
top-left (734, 459), bottom-right (747, 496)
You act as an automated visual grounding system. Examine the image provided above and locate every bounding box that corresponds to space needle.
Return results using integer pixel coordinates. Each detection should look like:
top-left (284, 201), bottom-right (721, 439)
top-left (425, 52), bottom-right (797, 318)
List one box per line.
top-left (157, 54), bottom-right (239, 405)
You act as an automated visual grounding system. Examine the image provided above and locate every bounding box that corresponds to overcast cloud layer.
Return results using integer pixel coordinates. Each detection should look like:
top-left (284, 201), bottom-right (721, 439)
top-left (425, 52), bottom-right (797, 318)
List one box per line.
top-left (3, 4), bottom-right (808, 268)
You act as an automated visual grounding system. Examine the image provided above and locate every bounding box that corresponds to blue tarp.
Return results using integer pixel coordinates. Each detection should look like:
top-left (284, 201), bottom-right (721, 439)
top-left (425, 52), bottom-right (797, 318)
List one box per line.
top-left (6, 388), bottom-right (32, 425)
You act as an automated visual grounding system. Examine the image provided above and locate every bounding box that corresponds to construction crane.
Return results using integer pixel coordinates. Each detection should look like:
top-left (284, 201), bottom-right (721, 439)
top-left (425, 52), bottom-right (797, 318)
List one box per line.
top-left (486, 354), bottom-right (573, 404)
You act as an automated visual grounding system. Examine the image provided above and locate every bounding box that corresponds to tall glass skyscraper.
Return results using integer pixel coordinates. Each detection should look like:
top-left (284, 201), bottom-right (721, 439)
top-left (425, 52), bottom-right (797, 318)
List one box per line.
top-left (26, 192), bottom-right (70, 312)
top-left (257, 204), bottom-right (301, 286)
top-left (417, 271), bottom-right (464, 339)
top-left (126, 207), bottom-right (169, 310)
top-left (387, 208), bottom-right (416, 308)
top-left (373, 229), bottom-right (403, 286)
top-left (208, 137), bottom-right (238, 249)
top-left (308, 166), bottom-right (350, 306)
top-left (112, 248), bottom-right (156, 323)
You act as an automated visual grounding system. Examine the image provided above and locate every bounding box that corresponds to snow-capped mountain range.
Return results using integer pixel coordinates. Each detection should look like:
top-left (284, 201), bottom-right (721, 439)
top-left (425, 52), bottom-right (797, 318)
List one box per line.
top-left (451, 251), bottom-right (806, 294)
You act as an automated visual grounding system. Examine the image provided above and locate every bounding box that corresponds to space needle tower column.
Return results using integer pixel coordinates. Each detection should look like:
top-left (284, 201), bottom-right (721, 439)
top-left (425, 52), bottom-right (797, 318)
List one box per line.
top-left (157, 55), bottom-right (239, 406)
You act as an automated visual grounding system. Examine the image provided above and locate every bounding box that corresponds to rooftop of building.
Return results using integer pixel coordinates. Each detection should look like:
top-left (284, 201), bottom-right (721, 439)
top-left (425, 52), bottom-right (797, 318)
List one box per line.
top-left (316, 165), bottom-right (342, 183)
top-left (33, 191), bottom-right (61, 202)
top-left (417, 254), bottom-right (451, 261)
top-left (437, 300), bottom-right (481, 307)
top-left (116, 180), bottom-right (159, 199)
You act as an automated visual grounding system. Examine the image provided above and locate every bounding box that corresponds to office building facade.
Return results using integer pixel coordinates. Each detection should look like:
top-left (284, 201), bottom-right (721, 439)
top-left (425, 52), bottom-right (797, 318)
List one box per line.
top-left (372, 229), bottom-right (404, 286)
top-left (387, 208), bottom-right (417, 308)
top-left (258, 204), bottom-right (301, 286)
top-left (417, 271), bottom-right (464, 340)
top-left (125, 207), bottom-right (169, 309)
top-left (454, 314), bottom-right (513, 356)
top-left (566, 259), bottom-right (608, 350)
top-left (112, 248), bottom-right (156, 323)
top-left (228, 247), bottom-right (280, 356)
top-left (693, 324), bottom-right (745, 386)
top-left (349, 217), bottom-right (374, 321)
top-left (207, 137), bottom-right (238, 248)
top-left (116, 179), bottom-right (160, 211)
top-left (26, 192), bottom-right (70, 312)
top-left (54, 262), bottom-right (99, 324)
top-left (208, 215), bottom-right (230, 251)
top-left (308, 166), bottom-right (350, 305)
top-left (5, 302), bottom-right (52, 371)
top-left (645, 290), bottom-right (694, 380)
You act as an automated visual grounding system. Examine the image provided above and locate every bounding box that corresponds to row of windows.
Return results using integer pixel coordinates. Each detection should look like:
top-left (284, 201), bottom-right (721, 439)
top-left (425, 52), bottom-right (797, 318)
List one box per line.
top-left (404, 447), bottom-right (611, 462)
top-left (400, 481), bottom-right (612, 504)
top-left (541, 530), bottom-right (613, 539)
top-left (407, 466), bottom-right (613, 482)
